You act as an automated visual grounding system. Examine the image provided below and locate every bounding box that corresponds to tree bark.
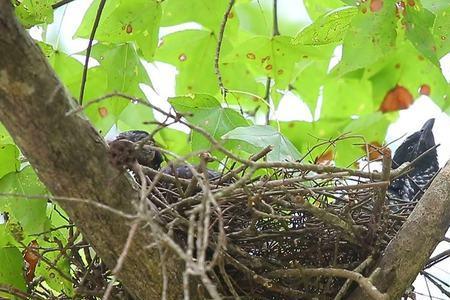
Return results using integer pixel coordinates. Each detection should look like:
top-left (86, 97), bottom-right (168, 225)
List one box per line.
top-left (0, 3), bottom-right (183, 299)
top-left (348, 161), bottom-right (450, 299)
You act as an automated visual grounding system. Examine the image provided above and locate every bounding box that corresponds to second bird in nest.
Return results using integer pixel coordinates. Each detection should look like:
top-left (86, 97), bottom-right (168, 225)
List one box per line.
top-left (110, 130), bottom-right (222, 180)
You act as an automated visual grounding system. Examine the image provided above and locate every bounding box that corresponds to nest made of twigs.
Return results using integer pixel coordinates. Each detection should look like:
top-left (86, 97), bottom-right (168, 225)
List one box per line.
top-left (134, 150), bottom-right (413, 300)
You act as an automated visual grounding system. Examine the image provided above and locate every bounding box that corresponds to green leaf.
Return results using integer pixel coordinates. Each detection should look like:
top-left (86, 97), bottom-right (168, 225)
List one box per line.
top-left (39, 42), bottom-right (85, 98)
top-left (223, 125), bottom-right (302, 162)
top-left (421, 0), bottom-right (450, 14)
top-left (366, 41), bottom-right (449, 111)
top-left (293, 7), bottom-right (358, 45)
top-left (89, 43), bottom-right (154, 133)
top-left (234, 0), bottom-right (300, 37)
top-left (321, 78), bottom-right (374, 119)
top-left (404, 6), bottom-right (438, 65)
top-left (224, 35), bottom-right (331, 91)
top-left (303, 0), bottom-right (347, 20)
top-left (14, 0), bottom-right (55, 28)
top-left (0, 123), bottom-right (14, 145)
top-left (161, 0), bottom-right (239, 33)
top-left (220, 61), bottom-right (265, 108)
top-left (0, 167), bottom-right (48, 237)
top-left (155, 30), bottom-right (222, 95)
top-left (335, 112), bottom-right (392, 166)
top-left (433, 7), bottom-right (450, 57)
top-left (169, 94), bottom-right (249, 155)
top-left (0, 246), bottom-right (27, 292)
top-left (36, 255), bottom-right (73, 296)
top-left (0, 224), bottom-right (15, 247)
top-left (291, 60), bottom-right (330, 113)
top-left (154, 128), bottom-right (191, 159)
top-left (278, 119), bottom-right (351, 163)
top-left (38, 43), bottom-right (112, 134)
top-left (76, 0), bottom-right (162, 59)
top-left (117, 102), bottom-right (156, 133)
top-left (0, 144), bottom-right (20, 180)
top-left (334, 0), bottom-right (397, 74)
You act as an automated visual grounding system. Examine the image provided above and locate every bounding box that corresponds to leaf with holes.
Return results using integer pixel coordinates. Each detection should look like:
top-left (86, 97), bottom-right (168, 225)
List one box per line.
top-left (294, 7), bottom-right (358, 45)
top-left (14, 0), bottom-right (55, 28)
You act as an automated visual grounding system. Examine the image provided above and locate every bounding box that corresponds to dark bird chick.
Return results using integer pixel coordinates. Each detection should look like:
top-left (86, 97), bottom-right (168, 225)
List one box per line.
top-left (111, 130), bottom-right (223, 181)
top-left (109, 130), bottom-right (163, 170)
top-left (388, 118), bottom-right (439, 201)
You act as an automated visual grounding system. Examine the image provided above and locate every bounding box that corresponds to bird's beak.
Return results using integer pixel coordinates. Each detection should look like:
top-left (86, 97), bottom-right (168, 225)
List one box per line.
top-left (421, 118), bottom-right (435, 133)
top-left (417, 118), bottom-right (435, 150)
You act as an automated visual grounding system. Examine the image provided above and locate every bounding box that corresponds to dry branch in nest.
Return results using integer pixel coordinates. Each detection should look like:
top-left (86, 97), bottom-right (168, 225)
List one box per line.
top-left (106, 131), bottom-right (423, 300)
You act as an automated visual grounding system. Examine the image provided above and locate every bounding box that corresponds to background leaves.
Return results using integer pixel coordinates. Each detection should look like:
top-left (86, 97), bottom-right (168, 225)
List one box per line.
top-left (1, 0), bottom-right (449, 294)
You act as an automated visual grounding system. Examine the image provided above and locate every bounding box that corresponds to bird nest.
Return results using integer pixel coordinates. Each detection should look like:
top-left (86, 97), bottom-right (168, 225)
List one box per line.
top-left (130, 145), bottom-right (415, 300)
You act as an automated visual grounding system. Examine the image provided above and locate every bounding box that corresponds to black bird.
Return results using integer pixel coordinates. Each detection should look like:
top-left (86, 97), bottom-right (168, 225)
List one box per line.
top-left (388, 118), bottom-right (439, 202)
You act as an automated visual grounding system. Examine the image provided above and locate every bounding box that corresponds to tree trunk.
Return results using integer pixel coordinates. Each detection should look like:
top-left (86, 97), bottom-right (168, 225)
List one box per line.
top-left (348, 161), bottom-right (450, 299)
top-left (0, 3), bottom-right (183, 299)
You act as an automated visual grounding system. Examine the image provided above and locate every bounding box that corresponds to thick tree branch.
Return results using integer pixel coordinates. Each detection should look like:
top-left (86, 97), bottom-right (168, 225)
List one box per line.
top-left (348, 161), bottom-right (450, 299)
top-left (0, 3), bottom-right (184, 300)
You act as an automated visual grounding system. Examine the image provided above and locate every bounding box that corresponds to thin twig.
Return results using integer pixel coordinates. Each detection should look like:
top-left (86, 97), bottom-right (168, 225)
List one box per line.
top-left (102, 221), bottom-right (139, 300)
top-left (334, 256), bottom-right (374, 300)
top-left (79, 0), bottom-right (107, 105)
top-left (372, 149), bottom-right (392, 224)
top-left (272, 0), bottom-right (280, 36)
top-left (52, 0), bottom-right (76, 9)
top-left (214, 0), bottom-right (235, 97)
top-left (268, 268), bottom-right (388, 300)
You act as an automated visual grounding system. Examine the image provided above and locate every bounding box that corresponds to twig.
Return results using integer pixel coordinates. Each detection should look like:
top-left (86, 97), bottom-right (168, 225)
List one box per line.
top-left (425, 249), bottom-right (450, 269)
top-left (0, 193), bottom-right (135, 219)
top-left (79, 0), bottom-right (107, 105)
top-left (52, 0), bottom-right (76, 9)
top-left (267, 268), bottom-right (388, 300)
top-left (264, 77), bottom-right (272, 125)
top-left (214, 0), bottom-right (235, 96)
top-left (0, 284), bottom-right (42, 300)
top-left (421, 271), bottom-right (450, 297)
top-left (334, 256), bottom-right (374, 300)
top-left (224, 253), bottom-right (306, 298)
top-left (102, 221), bottom-right (139, 300)
top-left (292, 200), bottom-right (365, 244)
top-left (272, 0), bottom-right (280, 36)
top-left (372, 149), bottom-right (392, 224)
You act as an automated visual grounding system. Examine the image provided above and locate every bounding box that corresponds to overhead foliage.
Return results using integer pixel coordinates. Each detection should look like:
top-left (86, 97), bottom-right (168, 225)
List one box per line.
top-left (1, 0), bottom-right (449, 297)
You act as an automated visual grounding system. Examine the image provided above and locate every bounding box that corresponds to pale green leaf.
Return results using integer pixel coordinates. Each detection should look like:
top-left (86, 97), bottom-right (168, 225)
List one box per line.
top-left (223, 125), bottom-right (301, 162)
top-left (303, 0), bottom-right (347, 20)
top-left (293, 7), bottom-right (357, 45)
